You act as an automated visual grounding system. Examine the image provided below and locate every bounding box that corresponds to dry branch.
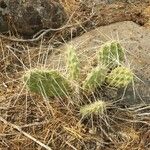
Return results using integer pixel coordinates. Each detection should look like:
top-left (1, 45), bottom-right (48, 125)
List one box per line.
top-left (0, 116), bottom-right (52, 150)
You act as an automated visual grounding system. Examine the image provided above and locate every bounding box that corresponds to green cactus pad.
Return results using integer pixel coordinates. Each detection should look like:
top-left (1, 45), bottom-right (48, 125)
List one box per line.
top-left (80, 100), bottom-right (106, 117)
top-left (24, 69), bottom-right (71, 98)
top-left (107, 66), bottom-right (133, 88)
top-left (82, 66), bottom-right (107, 93)
top-left (66, 45), bottom-right (80, 80)
top-left (98, 41), bottom-right (125, 68)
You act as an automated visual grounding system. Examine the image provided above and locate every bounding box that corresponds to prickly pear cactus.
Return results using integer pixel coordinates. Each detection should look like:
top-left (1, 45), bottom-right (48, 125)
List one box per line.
top-left (82, 65), bottom-right (107, 93)
top-left (80, 100), bottom-right (106, 117)
top-left (66, 45), bottom-right (80, 80)
top-left (107, 66), bottom-right (133, 88)
top-left (98, 41), bottom-right (125, 69)
top-left (24, 69), bottom-right (71, 98)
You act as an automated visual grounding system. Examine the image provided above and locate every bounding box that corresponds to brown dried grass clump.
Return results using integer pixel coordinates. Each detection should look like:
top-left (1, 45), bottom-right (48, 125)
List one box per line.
top-left (60, 0), bottom-right (79, 15)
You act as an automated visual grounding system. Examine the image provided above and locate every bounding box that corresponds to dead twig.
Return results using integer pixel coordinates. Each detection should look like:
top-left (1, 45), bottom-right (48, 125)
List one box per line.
top-left (0, 25), bottom-right (72, 42)
top-left (0, 116), bottom-right (52, 150)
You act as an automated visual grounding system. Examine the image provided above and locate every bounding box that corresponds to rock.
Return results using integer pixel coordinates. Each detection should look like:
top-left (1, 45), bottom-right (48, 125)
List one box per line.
top-left (0, 1), bottom-right (8, 32)
top-left (77, 0), bottom-right (149, 39)
top-left (0, 0), bottom-right (67, 36)
top-left (48, 21), bottom-right (150, 105)
top-left (0, 15), bottom-right (8, 32)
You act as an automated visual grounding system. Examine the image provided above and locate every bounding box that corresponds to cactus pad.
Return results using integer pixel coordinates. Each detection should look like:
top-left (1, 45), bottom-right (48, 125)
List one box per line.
top-left (82, 66), bottom-right (107, 93)
top-left (66, 45), bottom-right (80, 80)
top-left (80, 100), bottom-right (106, 117)
top-left (107, 66), bottom-right (133, 88)
top-left (98, 41), bottom-right (125, 68)
top-left (24, 69), bottom-right (71, 98)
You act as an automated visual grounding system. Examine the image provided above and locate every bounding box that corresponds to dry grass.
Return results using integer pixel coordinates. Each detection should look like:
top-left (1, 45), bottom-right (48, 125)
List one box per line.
top-left (0, 1), bottom-right (150, 150)
top-left (0, 36), bottom-right (150, 150)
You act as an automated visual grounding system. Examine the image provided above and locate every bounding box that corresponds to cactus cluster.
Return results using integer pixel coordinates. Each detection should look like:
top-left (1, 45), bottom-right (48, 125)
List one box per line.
top-left (98, 41), bottom-right (133, 88)
top-left (23, 41), bottom-right (134, 118)
top-left (79, 41), bottom-right (133, 117)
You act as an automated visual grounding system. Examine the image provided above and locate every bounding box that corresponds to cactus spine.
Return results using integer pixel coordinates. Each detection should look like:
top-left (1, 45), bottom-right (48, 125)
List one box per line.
top-left (98, 41), bottom-right (125, 69)
top-left (80, 100), bottom-right (106, 117)
top-left (66, 45), bottom-right (80, 80)
top-left (82, 65), bottom-right (107, 93)
top-left (24, 69), bottom-right (71, 98)
top-left (107, 66), bottom-right (133, 88)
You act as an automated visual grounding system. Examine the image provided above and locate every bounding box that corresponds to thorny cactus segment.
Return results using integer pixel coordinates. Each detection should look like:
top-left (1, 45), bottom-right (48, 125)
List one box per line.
top-left (66, 45), bottom-right (80, 80)
top-left (98, 41), bottom-right (125, 69)
top-left (107, 67), bottom-right (133, 88)
top-left (80, 100), bottom-right (107, 117)
top-left (24, 69), bottom-right (71, 98)
top-left (82, 66), bottom-right (107, 93)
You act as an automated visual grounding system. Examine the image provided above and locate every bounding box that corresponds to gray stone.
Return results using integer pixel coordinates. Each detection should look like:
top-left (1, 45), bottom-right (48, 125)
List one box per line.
top-left (48, 21), bottom-right (150, 105)
top-left (0, 0), bottom-right (67, 36)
